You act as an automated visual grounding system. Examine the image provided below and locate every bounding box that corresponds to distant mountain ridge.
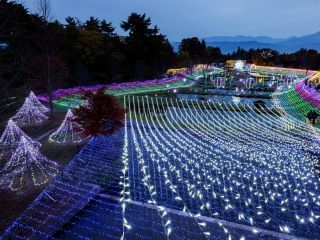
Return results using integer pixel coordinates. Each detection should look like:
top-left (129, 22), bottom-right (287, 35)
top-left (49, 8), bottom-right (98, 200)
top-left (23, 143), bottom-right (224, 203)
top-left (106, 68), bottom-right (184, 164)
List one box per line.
top-left (171, 31), bottom-right (320, 53)
top-left (204, 35), bottom-right (285, 44)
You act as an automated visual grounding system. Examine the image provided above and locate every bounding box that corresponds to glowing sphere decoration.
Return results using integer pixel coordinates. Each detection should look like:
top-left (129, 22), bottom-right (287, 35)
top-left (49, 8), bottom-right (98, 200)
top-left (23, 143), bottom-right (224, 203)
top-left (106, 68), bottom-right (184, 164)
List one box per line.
top-left (235, 60), bottom-right (245, 70)
top-left (232, 96), bottom-right (241, 105)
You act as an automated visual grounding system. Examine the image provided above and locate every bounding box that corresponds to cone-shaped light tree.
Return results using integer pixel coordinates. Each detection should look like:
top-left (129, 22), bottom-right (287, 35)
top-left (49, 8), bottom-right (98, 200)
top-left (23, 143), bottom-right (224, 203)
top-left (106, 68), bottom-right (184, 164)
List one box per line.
top-left (0, 136), bottom-right (59, 191)
top-left (29, 91), bottom-right (49, 114)
top-left (0, 119), bottom-right (40, 147)
top-left (0, 119), bottom-right (39, 168)
top-left (49, 109), bottom-right (84, 144)
top-left (12, 97), bottom-right (48, 126)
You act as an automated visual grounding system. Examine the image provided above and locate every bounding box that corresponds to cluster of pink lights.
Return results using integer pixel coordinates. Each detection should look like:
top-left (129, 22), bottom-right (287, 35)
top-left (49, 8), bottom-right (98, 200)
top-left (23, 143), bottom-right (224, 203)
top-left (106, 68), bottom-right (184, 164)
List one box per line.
top-left (295, 81), bottom-right (320, 109)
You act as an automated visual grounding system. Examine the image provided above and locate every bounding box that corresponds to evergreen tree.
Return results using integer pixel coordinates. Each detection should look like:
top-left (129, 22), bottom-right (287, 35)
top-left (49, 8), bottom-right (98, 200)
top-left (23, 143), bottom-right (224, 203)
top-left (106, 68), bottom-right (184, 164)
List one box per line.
top-left (28, 91), bottom-right (49, 114)
top-left (49, 109), bottom-right (84, 144)
top-left (12, 97), bottom-right (48, 126)
top-left (179, 37), bottom-right (207, 64)
top-left (121, 13), bottom-right (174, 80)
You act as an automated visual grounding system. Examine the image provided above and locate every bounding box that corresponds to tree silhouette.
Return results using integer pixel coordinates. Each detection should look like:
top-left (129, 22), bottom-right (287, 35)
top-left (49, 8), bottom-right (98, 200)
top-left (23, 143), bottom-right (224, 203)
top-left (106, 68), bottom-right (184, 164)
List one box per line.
top-left (3, 0), bottom-right (320, 105)
top-left (49, 109), bottom-right (84, 144)
top-left (121, 13), bottom-right (174, 80)
top-left (179, 37), bottom-right (207, 64)
top-left (0, 0), bottom-right (39, 100)
top-left (73, 88), bottom-right (126, 137)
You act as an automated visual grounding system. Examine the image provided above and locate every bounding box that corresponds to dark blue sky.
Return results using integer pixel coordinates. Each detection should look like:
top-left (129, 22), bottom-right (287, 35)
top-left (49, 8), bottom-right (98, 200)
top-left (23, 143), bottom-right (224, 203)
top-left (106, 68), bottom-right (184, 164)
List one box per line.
top-left (22, 0), bottom-right (320, 41)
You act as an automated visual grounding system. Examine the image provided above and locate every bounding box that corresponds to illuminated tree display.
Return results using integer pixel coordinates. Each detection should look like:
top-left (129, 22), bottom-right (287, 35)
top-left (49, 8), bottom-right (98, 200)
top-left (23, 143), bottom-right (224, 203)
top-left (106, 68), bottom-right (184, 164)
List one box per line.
top-left (0, 136), bottom-right (59, 191)
top-left (2, 67), bottom-right (320, 239)
top-left (3, 0), bottom-right (320, 238)
top-left (0, 119), bottom-right (39, 147)
top-left (12, 98), bottom-right (48, 126)
top-left (49, 109), bottom-right (84, 144)
top-left (28, 91), bottom-right (49, 114)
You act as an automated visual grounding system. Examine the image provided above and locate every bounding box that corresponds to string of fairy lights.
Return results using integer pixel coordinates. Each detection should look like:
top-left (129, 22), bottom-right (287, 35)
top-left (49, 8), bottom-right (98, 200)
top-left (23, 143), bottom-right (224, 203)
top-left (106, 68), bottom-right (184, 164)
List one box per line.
top-left (120, 95), bottom-right (320, 240)
top-left (12, 97), bottom-right (48, 126)
top-left (120, 96), bottom-right (131, 239)
top-left (141, 97), bottom-right (238, 239)
top-left (0, 90), bottom-right (87, 192)
top-left (129, 96), bottom-right (174, 239)
top-left (162, 98), bottom-right (295, 235)
top-left (135, 97), bottom-right (216, 239)
top-left (2, 66), bottom-right (320, 239)
top-left (29, 91), bottom-right (50, 114)
top-left (49, 109), bottom-right (84, 144)
top-left (1, 136), bottom-right (59, 191)
top-left (0, 119), bottom-right (40, 148)
top-left (0, 92), bottom-right (54, 191)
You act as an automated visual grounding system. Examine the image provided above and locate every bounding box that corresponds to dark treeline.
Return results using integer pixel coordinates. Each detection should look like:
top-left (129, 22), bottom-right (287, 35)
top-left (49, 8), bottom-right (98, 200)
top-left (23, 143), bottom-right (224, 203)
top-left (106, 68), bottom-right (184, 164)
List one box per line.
top-left (1, 0), bottom-right (320, 102)
top-left (177, 37), bottom-right (320, 71)
top-left (0, 0), bottom-right (176, 101)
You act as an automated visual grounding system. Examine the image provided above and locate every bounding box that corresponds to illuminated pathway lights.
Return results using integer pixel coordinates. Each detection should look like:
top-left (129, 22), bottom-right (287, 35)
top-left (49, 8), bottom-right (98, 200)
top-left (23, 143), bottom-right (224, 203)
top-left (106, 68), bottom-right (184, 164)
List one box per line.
top-left (121, 96), bottom-right (320, 240)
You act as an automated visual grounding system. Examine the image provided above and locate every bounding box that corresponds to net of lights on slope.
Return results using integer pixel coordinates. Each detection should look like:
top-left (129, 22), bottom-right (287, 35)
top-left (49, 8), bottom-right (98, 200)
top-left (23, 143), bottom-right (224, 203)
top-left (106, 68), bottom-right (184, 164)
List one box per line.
top-left (249, 65), bottom-right (315, 78)
top-left (119, 95), bottom-right (320, 240)
top-left (28, 91), bottom-right (49, 114)
top-left (12, 97), bottom-right (48, 126)
top-left (272, 77), bottom-right (320, 122)
top-left (49, 109), bottom-right (84, 144)
top-left (0, 136), bottom-right (59, 191)
top-left (2, 133), bottom-right (131, 239)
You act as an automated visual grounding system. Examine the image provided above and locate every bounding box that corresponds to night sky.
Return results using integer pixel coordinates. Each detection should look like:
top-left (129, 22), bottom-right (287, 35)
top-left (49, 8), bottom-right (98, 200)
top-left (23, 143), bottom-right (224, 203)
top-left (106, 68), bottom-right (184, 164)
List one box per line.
top-left (22, 0), bottom-right (320, 41)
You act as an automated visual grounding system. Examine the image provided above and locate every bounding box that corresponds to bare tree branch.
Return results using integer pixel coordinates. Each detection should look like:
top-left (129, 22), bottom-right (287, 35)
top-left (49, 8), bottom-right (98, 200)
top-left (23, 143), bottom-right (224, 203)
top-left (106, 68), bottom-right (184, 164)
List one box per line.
top-left (34, 0), bottom-right (53, 22)
top-left (33, 0), bottom-right (56, 118)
